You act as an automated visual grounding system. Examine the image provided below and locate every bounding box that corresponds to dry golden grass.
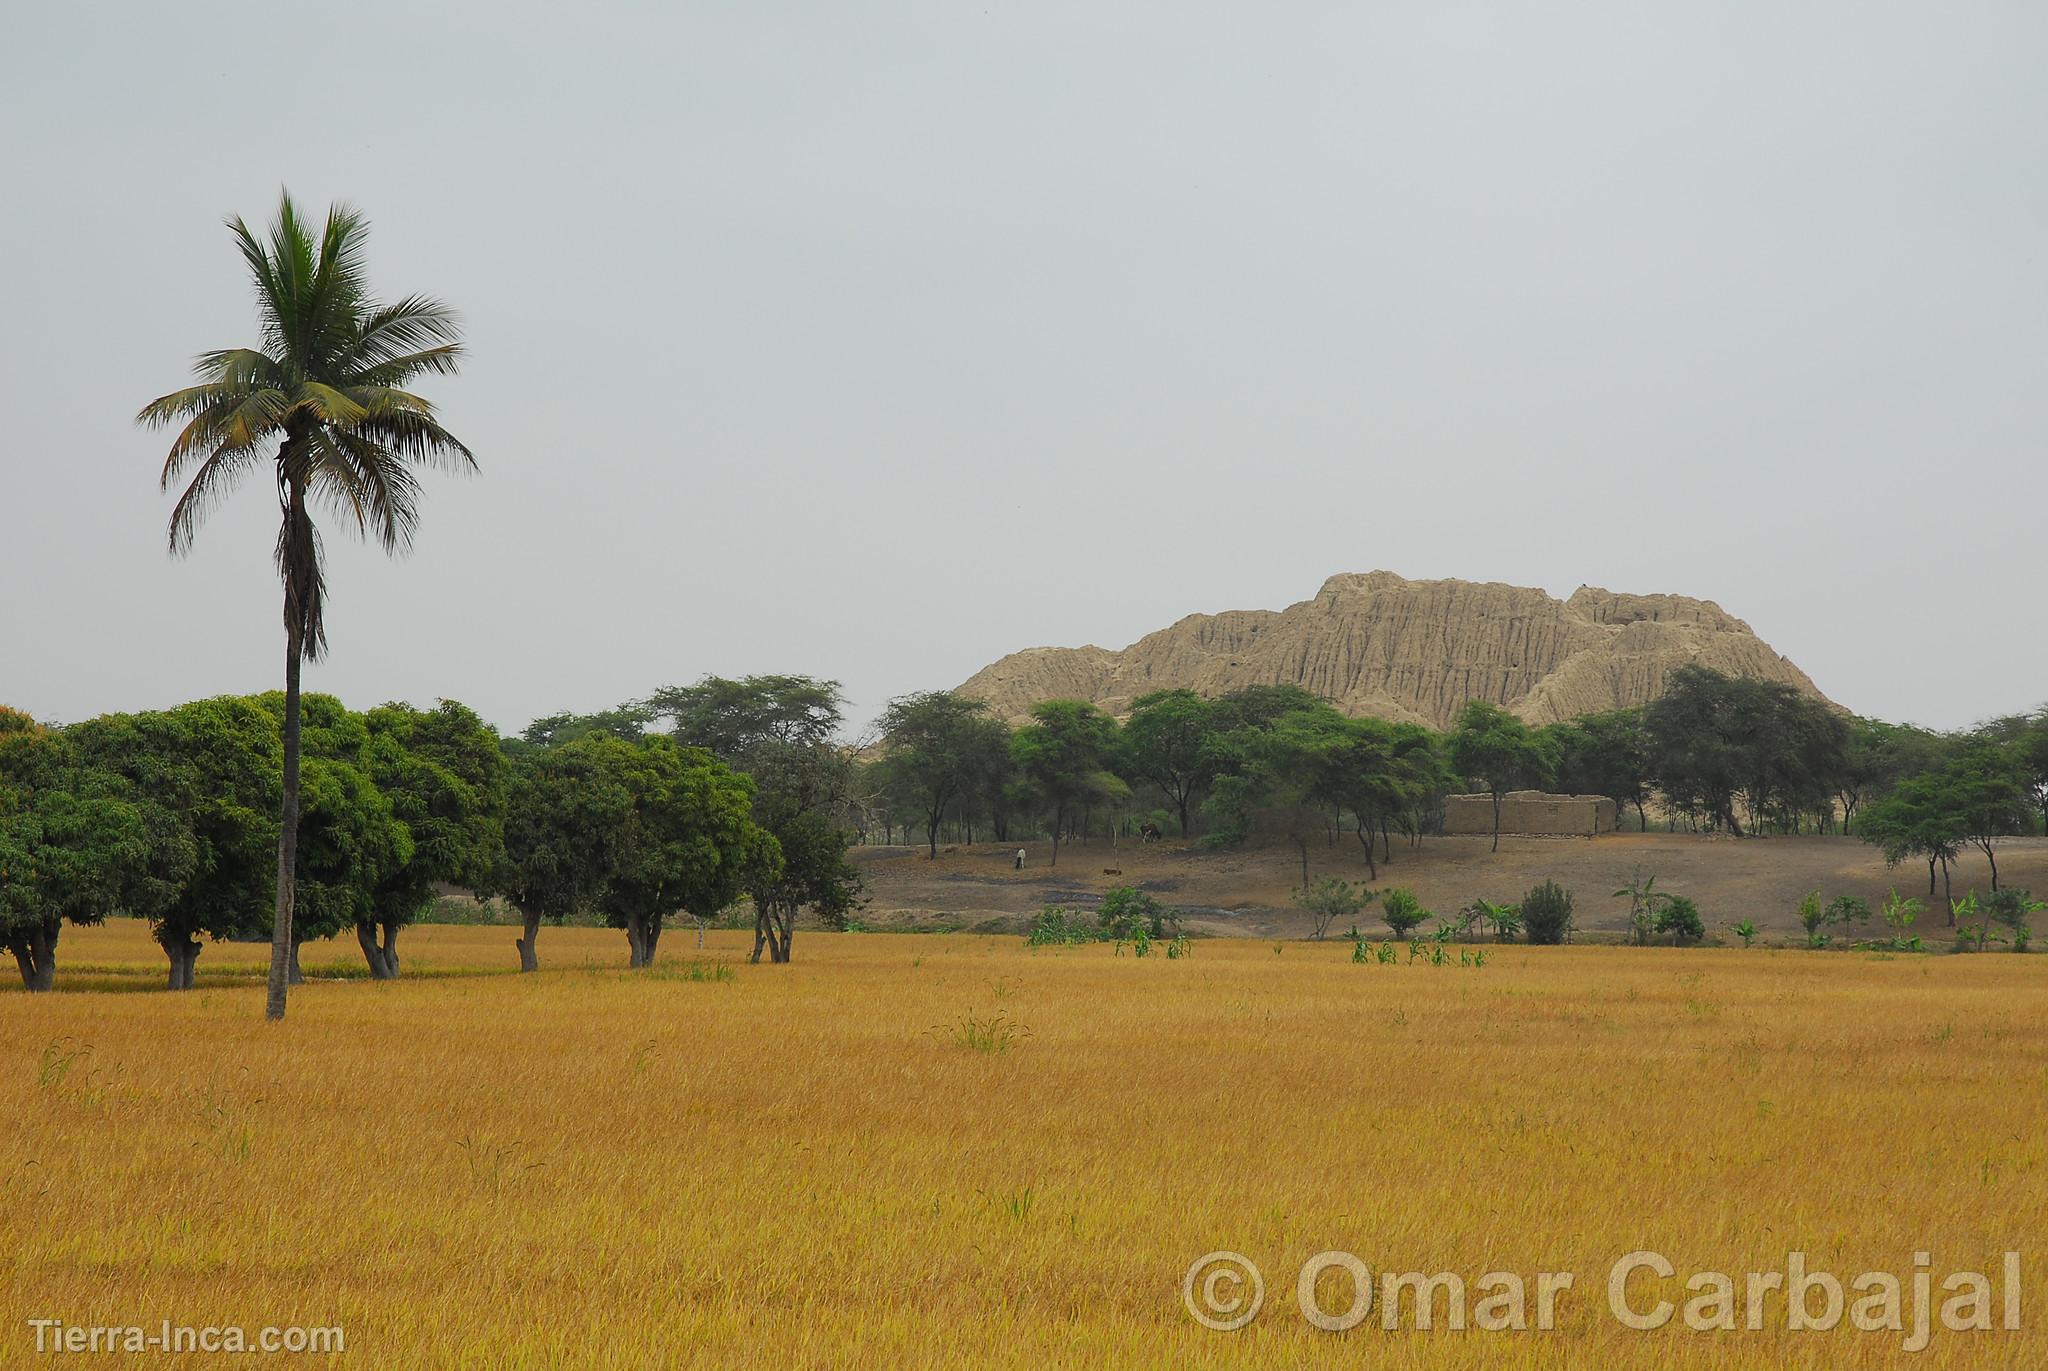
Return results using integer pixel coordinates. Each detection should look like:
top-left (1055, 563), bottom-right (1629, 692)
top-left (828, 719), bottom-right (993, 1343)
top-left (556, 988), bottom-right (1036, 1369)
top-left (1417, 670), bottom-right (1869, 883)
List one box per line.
top-left (4, 922), bottom-right (2046, 1368)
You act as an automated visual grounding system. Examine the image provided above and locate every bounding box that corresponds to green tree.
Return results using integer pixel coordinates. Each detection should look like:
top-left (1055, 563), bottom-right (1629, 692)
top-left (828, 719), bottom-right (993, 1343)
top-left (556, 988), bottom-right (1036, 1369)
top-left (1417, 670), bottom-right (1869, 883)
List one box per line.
top-left (1380, 888), bottom-right (1428, 939)
top-left (139, 193), bottom-right (476, 1021)
top-left (67, 699), bottom-right (281, 988)
top-left (1520, 879), bottom-right (1576, 945)
top-left (1654, 894), bottom-right (1705, 944)
top-left (508, 706), bottom-right (652, 755)
top-left (355, 700), bottom-right (507, 978)
top-left (1547, 708), bottom-right (1651, 830)
top-left (1010, 700), bottom-right (1123, 867)
top-left (1645, 667), bottom-right (1847, 836)
top-left (1118, 689), bottom-right (1220, 838)
top-left (1447, 700), bottom-right (1559, 851)
top-left (592, 738), bottom-right (779, 969)
top-left (1942, 741), bottom-right (2033, 890)
top-left (648, 675), bottom-right (868, 962)
top-left (1859, 772), bottom-right (1968, 916)
top-left (492, 739), bottom-right (634, 971)
top-left (1294, 876), bottom-right (1373, 941)
top-left (0, 730), bottom-right (159, 991)
top-left (877, 692), bottom-right (999, 858)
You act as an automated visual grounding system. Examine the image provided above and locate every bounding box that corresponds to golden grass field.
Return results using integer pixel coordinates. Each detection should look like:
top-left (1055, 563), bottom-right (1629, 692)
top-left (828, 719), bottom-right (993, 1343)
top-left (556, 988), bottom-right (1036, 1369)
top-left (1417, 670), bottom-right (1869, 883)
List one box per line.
top-left (4, 921), bottom-right (2045, 1368)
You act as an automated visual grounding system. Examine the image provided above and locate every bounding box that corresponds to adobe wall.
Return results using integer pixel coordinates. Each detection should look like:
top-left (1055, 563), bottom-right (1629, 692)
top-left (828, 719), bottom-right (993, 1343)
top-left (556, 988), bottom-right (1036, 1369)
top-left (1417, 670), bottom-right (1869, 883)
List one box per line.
top-left (1442, 790), bottom-right (1617, 837)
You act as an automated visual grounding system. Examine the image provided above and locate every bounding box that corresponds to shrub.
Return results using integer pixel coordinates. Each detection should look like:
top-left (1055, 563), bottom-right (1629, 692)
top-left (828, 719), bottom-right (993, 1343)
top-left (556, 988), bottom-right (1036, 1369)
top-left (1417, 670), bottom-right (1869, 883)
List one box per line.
top-left (1381, 888), bottom-right (1428, 939)
top-left (1025, 907), bottom-right (1090, 947)
top-left (1521, 880), bottom-right (1575, 945)
top-left (1797, 890), bottom-right (1828, 948)
top-left (1098, 886), bottom-right (1180, 940)
top-left (1654, 894), bottom-right (1705, 945)
top-left (1983, 888), bottom-right (2043, 953)
top-left (1293, 877), bottom-right (1373, 940)
top-left (1730, 919), bottom-right (1760, 948)
top-left (1462, 898), bottom-right (1523, 943)
top-left (1826, 894), bottom-right (1872, 930)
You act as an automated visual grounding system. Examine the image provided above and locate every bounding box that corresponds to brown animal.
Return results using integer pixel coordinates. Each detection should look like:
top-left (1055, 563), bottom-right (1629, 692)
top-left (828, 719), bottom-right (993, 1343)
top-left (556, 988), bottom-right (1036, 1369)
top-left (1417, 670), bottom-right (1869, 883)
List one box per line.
top-left (1102, 868), bottom-right (1122, 877)
top-left (1138, 822), bottom-right (1163, 842)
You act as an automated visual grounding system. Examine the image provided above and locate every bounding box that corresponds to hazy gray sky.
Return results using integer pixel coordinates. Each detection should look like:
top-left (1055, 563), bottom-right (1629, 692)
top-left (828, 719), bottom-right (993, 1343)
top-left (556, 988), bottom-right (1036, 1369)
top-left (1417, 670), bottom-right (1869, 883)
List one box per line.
top-left (2, 1), bottom-right (2042, 736)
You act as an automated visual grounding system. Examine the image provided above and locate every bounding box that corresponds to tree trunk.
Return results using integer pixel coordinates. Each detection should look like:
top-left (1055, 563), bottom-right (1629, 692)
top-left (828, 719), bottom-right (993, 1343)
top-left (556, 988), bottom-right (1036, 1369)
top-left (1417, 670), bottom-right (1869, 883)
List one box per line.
top-left (1985, 842), bottom-right (2000, 891)
top-left (516, 910), bottom-right (541, 972)
top-left (266, 612), bottom-right (305, 1020)
top-left (1296, 835), bottom-right (1309, 891)
top-left (750, 908), bottom-right (768, 964)
top-left (643, 918), bottom-right (660, 966)
top-left (287, 939), bottom-right (304, 986)
top-left (356, 922), bottom-right (399, 979)
top-left (1942, 856), bottom-right (1954, 919)
top-left (162, 933), bottom-right (201, 991)
top-left (1353, 817), bottom-right (1379, 881)
top-left (626, 918), bottom-right (647, 968)
top-left (8, 922), bottom-right (57, 991)
top-left (1491, 790), bottom-right (1502, 852)
top-left (925, 809), bottom-right (941, 859)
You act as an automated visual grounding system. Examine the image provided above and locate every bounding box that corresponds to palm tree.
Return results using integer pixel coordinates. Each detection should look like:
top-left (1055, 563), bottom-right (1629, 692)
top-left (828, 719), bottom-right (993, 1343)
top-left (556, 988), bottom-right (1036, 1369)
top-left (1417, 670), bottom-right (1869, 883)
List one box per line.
top-left (138, 192), bottom-right (475, 1020)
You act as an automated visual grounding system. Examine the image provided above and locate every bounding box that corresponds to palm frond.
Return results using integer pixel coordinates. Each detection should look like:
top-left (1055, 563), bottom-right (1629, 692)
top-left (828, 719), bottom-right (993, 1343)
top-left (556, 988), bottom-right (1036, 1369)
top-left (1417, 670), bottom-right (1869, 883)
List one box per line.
top-left (165, 443), bottom-right (265, 553)
top-left (290, 380), bottom-right (368, 429)
top-left (344, 294), bottom-right (463, 372)
top-left (157, 387), bottom-right (290, 486)
top-left (352, 399), bottom-right (477, 475)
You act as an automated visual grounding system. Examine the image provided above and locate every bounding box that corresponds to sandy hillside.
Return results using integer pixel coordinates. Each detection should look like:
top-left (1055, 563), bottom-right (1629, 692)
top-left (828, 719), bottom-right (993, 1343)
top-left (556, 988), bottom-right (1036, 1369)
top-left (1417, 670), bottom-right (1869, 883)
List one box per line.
top-left (957, 571), bottom-right (1828, 729)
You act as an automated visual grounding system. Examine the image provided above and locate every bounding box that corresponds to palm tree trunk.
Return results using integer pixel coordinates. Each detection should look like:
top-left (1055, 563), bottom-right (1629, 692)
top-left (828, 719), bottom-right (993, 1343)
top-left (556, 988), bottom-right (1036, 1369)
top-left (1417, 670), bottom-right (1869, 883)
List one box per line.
top-left (265, 617), bottom-right (304, 1021)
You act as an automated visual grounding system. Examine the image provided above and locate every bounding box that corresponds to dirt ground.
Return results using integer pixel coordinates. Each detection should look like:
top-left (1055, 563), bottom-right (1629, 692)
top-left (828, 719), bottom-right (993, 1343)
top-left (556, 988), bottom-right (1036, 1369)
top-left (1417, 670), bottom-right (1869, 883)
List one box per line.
top-left (852, 832), bottom-right (2048, 944)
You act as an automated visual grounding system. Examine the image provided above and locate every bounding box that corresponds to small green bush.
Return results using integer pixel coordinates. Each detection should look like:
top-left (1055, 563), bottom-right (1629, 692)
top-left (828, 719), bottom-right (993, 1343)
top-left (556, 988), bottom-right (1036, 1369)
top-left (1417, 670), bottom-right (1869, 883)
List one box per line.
top-left (1654, 894), bottom-right (1705, 945)
top-left (1521, 880), bottom-right (1575, 945)
top-left (1381, 888), bottom-right (1428, 939)
top-left (1098, 886), bottom-right (1180, 940)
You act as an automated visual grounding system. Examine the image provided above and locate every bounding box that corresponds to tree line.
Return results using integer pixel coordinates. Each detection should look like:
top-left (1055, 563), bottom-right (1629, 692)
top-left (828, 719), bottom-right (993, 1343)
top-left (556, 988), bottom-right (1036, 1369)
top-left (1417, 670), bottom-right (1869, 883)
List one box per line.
top-left (856, 668), bottom-right (2043, 867)
top-left (0, 677), bottom-right (863, 992)
top-left (6, 667), bottom-right (2043, 992)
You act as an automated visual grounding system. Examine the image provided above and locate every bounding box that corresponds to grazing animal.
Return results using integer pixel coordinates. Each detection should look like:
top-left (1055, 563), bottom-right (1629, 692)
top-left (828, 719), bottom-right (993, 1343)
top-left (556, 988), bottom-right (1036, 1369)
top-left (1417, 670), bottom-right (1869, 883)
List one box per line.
top-left (1138, 822), bottom-right (1163, 843)
top-left (1102, 868), bottom-right (1122, 877)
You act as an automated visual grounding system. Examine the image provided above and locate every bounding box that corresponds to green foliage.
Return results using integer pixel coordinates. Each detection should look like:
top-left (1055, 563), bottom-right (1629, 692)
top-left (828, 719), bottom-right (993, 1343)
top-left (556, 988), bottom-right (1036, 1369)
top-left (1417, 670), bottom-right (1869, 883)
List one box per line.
top-left (1097, 885), bottom-right (1180, 941)
top-left (1826, 894), bottom-right (1872, 929)
top-left (1547, 708), bottom-right (1651, 826)
top-left (1292, 877), bottom-right (1373, 940)
top-left (1877, 887), bottom-right (1925, 952)
top-left (1797, 889), bottom-right (1829, 948)
top-left (1645, 667), bottom-right (1847, 835)
top-left (1520, 879), bottom-right (1575, 945)
top-left (877, 692), bottom-right (1006, 857)
top-left (587, 736), bottom-right (782, 968)
top-left (1118, 690), bottom-right (1221, 837)
top-left (1981, 888), bottom-right (2043, 953)
top-left (1025, 907), bottom-right (1092, 947)
top-left (138, 193), bottom-right (476, 663)
top-left (1654, 894), bottom-right (1705, 944)
top-left (1614, 869), bottom-right (1662, 946)
top-left (1447, 700), bottom-right (1560, 850)
top-left (1380, 888), bottom-right (1428, 939)
top-left (1461, 897), bottom-right (1523, 942)
top-left (1010, 699), bottom-right (1124, 865)
top-left (1730, 919), bottom-right (1760, 948)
